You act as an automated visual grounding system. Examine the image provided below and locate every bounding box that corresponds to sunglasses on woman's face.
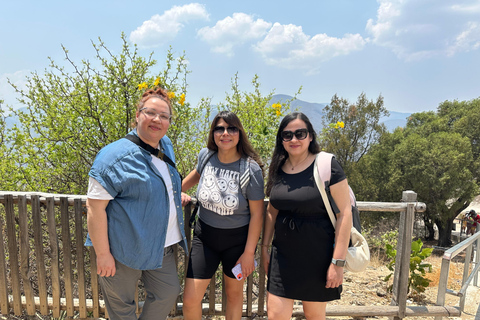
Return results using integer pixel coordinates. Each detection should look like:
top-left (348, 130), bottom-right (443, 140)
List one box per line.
top-left (281, 128), bottom-right (308, 142)
top-left (213, 126), bottom-right (239, 136)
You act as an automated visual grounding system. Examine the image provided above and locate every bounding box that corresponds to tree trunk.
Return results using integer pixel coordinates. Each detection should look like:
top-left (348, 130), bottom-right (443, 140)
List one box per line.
top-left (436, 218), bottom-right (454, 247)
top-left (425, 219), bottom-right (435, 241)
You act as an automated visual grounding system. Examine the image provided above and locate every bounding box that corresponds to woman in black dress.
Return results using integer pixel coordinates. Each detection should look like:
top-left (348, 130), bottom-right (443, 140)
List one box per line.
top-left (261, 112), bottom-right (352, 320)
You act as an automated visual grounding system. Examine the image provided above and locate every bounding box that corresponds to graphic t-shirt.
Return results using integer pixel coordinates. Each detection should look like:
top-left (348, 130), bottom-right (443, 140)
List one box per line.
top-left (196, 150), bottom-right (264, 229)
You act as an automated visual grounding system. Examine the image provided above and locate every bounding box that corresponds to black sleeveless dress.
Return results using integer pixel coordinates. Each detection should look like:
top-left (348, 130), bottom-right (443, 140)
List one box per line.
top-left (267, 159), bottom-right (345, 301)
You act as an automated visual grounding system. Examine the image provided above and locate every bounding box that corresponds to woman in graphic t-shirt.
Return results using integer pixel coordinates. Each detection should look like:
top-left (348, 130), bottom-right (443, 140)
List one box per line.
top-left (181, 111), bottom-right (265, 320)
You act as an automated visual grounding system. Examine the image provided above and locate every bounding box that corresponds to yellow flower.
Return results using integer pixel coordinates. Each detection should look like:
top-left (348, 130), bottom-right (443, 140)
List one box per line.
top-left (179, 93), bottom-right (186, 106)
top-left (272, 103), bottom-right (282, 116)
top-left (334, 123), bottom-right (339, 129)
top-left (337, 121), bottom-right (345, 128)
top-left (271, 103), bottom-right (281, 110)
top-left (138, 82), bottom-right (148, 90)
top-left (167, 92), bottom-right (176, 99)
top-left (154, 77), bottom-right (160, 87)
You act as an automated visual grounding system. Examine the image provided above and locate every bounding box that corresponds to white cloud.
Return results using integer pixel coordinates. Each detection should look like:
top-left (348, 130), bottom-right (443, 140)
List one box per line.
top-left (447, 22), bottom-right (480, 56)
top-left (129, 3), bottom-right (209, 48)
top-left (366, 0), bottom-right (480, 61)
top-left (254, 23), bottom-right (365, 74)
top-left (0, 70), bottom-right (29, 112)
top-left (197, 13), bottom-right (271, 56)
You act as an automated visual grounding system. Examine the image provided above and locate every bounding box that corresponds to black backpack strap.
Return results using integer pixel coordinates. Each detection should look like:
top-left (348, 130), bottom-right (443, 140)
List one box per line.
top-left (197, 149), bottom-right (216, 175)
top-left (189, 201), bottom-right (200, 228)
top-left (125, 134), bottom-right (177, 169)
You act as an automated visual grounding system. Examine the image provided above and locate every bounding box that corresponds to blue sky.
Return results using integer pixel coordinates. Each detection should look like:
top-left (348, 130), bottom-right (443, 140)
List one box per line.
top-left (1, 0), bottom-right (479, 113)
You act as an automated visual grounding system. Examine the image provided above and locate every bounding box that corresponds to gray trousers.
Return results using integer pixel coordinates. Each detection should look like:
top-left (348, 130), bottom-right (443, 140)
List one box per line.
top-left (99, 246), bottom-right (180, 320)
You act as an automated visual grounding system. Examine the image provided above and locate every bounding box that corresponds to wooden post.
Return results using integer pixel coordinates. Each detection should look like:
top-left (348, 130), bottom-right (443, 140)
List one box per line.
top-left (60, 197), bottom-right (74, 316)
top-left (89, 247), bottom-right (100, 318)
top-left (5, 194), bottom-right (22, 315)
top-left (32, 195), bottom-right (48, 315)
top-left (209, 276), bottom-right (216, 314)
top-left (0, 198), bottom-right (8, 316)
top-left (246, 274), bottom-right (253, 316)
top-left (46, 197), bottom-right (61, 318)
top-left (390, 191), bottom-right (417, 319)
top-left (18, 195), bottom-right (35, 315)
top-left (75, 198), bottom-right (88, 318)
top-left (257, 199), bottom-right (268, 316)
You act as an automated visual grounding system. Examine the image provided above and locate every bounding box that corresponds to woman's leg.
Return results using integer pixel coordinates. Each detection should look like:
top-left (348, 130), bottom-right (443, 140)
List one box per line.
top-left (183, 278), bottom-right (211, 320)
top-left (223, 274), bottom-right (246, 320)
top-left (98, 260), bottom-right (141, 320)
top-left (302, 301), bottom-right (327, 320)
top-left (139, 248), bottom-right (181, 320)
top-left (266, 292), bottom-right (294, 320)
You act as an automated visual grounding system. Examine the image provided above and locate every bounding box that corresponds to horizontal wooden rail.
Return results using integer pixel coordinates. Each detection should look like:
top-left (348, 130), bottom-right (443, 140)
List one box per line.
top-left (6, 298), bottom-right (461, 318)
top-left (0, 192), bottom-right (426, 213)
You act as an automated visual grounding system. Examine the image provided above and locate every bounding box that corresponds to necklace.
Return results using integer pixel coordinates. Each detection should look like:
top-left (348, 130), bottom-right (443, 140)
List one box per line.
top-left (288, 153), bottom-right (310, 171)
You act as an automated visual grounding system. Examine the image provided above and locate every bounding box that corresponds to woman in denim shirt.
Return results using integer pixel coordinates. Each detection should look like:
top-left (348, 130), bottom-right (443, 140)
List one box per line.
top-left (85, 88), bottom-right (188, 320)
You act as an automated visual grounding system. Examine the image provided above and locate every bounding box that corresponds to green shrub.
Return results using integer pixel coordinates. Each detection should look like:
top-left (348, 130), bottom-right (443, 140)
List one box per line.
top-left (384, 238), bottom-right (433, 295)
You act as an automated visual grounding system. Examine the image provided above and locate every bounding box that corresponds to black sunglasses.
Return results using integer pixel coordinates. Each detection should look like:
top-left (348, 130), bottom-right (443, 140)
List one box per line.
top-left (281, 128), bottom-right (308, 142)
top-left (213, 126), bottom-right (239, 135)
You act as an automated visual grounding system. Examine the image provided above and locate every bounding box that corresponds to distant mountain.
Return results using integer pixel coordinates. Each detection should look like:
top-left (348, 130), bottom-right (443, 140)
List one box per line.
top-left (269, 94), bottom-right (410, 131)
top-left (4, 98), bottom-right (411, 134)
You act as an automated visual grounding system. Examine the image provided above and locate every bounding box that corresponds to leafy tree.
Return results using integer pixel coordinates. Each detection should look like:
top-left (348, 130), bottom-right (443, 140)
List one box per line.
top-left (0, 103), bottom-right (22, 190)
top-left (7, 33), bottom-right (205, 194)
top-left (320, 93), bottom-right (389, 176)
top-left (4, 34), bottom-right (300, 195)
top-left (389, 131), bottom-right (476, 246)
top-left (351, 128), bottom-right (405, 202)
top-left (437, 98), bottom-right (480, 173)
top-left (357, 104), bottom-right (479, 246)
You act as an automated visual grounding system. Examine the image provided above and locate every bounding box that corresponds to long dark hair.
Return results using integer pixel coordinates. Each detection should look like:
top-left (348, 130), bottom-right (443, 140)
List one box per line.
top-left (207, 111), bottom-right (264, 174)
top-left (266, 112), bottom-right (320, 196)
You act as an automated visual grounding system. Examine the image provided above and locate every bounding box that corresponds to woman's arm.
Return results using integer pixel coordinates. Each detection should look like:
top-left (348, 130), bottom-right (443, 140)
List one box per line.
top-left (236, 199), bottom-right (264, 278)
top-left (86, 198), bottom-right (116, 277)
top-left (261, 202), bottom-right (279, 274)
top-left (326, 178), bottom-right (352, 288)
top-left (181, 169), bottom-right (201, 206)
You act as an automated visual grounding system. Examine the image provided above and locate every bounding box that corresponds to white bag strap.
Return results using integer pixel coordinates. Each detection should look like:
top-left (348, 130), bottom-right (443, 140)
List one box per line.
top-left (313, 153), bottom-right (337, 229)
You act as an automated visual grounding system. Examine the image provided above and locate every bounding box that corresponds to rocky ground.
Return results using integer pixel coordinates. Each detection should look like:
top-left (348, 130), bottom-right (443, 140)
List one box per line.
top-left (289, 249), bottom-right (480, 320)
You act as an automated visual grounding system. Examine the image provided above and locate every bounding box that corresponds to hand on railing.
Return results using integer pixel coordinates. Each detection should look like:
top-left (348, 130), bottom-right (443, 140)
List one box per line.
top-left (181, 192), bottom-right (191, 207)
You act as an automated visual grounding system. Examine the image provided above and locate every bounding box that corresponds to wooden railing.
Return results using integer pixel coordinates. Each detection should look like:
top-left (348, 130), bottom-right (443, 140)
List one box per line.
top-left (0, 190), bottom-right (462, 319)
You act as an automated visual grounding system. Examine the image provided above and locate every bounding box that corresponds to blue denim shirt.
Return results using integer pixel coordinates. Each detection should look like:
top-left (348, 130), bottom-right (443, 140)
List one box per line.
top-left (85, 129), bottom-right (188, 270)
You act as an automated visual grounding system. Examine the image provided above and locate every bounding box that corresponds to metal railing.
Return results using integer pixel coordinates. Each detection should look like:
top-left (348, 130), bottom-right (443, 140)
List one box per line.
top-left (435, 226), bottom-right (480, 320)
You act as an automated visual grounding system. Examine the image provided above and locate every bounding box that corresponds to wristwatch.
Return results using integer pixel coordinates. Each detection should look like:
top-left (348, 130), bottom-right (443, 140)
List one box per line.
top-left (331, 258), bottom-right (346, 267)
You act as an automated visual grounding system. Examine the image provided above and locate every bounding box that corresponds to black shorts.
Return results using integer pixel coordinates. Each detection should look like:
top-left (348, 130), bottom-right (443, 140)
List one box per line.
top-left (187, 219), bottom-right (249, 279)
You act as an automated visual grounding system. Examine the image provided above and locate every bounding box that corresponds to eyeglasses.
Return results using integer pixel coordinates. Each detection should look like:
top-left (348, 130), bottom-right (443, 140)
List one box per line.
top-left (213, 126), bottom-right (239, 136)
top-left (139, 107), bottom-right (172, 122)
top-left (281, 128), bottom-right (308, 142)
